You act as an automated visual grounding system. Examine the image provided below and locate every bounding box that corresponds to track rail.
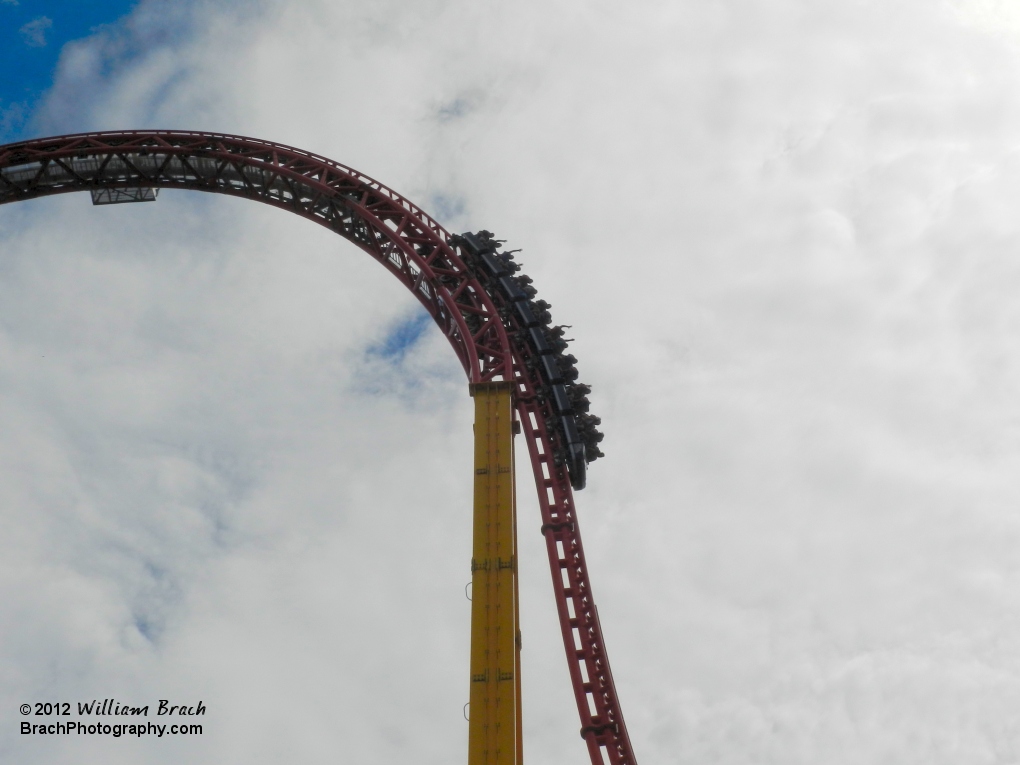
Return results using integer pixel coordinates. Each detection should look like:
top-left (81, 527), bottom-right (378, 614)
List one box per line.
top-left (0, 131), bottom-right (635, 765)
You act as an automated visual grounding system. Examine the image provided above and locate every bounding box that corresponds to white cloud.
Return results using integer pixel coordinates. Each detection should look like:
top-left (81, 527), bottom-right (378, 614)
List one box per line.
top-left (9, 0), bottom-right (1020, 762)
top-left (19, 15), bottom-right (52, 47)
top-left (0, 100), bottom-right (27, 141)
top-left (953, 0), bottom-right (1020, 38)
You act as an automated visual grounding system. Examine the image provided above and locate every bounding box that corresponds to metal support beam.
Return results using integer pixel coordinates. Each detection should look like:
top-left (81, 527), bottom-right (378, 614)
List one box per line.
top-left (468, 382), bottom-right (522, 765)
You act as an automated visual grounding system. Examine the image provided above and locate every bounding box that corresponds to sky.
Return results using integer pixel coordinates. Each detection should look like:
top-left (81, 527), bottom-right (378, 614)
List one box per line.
top-left (6, 0), bottom-right (1020, 763)
top-left (0, 1), bottom-right (139, 139)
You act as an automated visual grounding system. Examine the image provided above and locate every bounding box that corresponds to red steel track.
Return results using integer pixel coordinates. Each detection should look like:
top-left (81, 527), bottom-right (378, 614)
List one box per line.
top-left (0, 131), bottom-right (636, 765)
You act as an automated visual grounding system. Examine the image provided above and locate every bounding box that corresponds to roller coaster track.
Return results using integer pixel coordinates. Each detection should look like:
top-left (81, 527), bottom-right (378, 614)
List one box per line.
top-left (0, 131), bottom-right (636, 765)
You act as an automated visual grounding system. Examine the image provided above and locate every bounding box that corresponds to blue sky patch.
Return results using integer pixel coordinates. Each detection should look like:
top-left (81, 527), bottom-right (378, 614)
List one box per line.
top-left (0, 0), bottom-right (139, 139)
top-left (368, 309), bottom-right (433, 363)
top-left (428, 191), bottom-right (466, 224)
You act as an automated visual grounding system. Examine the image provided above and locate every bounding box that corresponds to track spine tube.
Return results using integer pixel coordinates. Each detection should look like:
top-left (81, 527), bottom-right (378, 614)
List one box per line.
top-left (517, 397), bottom-right (636, 765)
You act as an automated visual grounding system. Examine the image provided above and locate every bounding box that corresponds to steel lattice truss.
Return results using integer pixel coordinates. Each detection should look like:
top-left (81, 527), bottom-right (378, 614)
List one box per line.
top-left (0, 131), bottom-right (636, 765)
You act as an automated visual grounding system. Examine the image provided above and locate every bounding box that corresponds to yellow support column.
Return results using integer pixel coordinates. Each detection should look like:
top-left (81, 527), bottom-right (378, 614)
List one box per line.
top-left (468, 382), bottom-right (522, 765)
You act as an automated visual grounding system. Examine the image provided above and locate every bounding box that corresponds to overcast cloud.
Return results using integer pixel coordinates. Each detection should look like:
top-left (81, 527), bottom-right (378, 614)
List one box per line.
top-left (5, 0), bottom-right (1020, 762)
